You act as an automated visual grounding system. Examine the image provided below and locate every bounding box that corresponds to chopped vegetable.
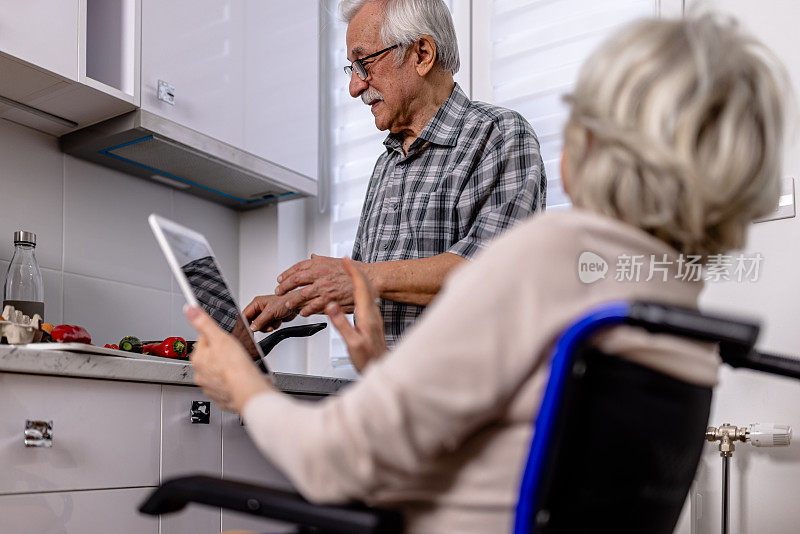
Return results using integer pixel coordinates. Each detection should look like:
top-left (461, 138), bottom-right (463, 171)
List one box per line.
top-left (119, 336), bottom-right (143, 353)
top-left (41, 323), bottom-right (55, 334)
top-left (143, 337), bottom-right (187, 358)
top-left (51, 325), bottom-right (91, 344)
top-left (104, 343), bottom-right (119, 350)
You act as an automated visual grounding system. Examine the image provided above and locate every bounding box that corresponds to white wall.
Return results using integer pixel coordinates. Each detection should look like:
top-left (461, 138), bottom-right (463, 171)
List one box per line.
top-left (0, 118), bottom-right (239, 347)
top-left (676, 2), bottom-right (800, 533)
top-left (239, 198), bottom-right (322, 374)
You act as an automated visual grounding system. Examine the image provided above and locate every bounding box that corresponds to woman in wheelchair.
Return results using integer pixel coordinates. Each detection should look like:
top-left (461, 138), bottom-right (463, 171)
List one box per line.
top-left (185, 14), bottom-right (788, 534)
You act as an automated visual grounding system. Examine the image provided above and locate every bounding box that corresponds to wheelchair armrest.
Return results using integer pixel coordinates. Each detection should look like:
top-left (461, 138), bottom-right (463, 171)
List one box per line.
top-left (722, 347), bottom-right (800, 380)
top-left (139, 475), bottom-right (403, 534)
top-left (628, 301), bottom-right (760, 349)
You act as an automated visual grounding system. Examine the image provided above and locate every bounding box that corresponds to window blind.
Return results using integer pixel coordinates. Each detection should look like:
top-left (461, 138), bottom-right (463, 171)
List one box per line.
top-left (474, 0), bottom-right (656, 209)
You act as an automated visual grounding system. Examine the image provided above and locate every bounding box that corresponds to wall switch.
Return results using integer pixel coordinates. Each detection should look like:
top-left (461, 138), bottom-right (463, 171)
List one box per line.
top-left (755, 177), bottom-right (795, 223)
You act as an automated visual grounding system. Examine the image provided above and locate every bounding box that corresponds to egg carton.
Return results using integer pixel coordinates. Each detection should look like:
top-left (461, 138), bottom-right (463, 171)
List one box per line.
top-left (0, 305), bottom-right (43, 344)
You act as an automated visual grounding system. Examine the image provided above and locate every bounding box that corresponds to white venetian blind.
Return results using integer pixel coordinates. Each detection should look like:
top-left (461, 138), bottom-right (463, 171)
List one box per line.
top-left (473, 0), bottom-right (656, 209)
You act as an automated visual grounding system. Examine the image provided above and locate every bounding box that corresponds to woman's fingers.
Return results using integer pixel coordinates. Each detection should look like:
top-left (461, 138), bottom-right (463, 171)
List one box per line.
top-left (325, 302), bottom-right (358, 344)
top-left (343, 257), bottom-right (381, 328)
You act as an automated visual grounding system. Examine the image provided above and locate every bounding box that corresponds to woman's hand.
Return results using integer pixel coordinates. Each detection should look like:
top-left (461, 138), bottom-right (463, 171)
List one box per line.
top-left (185, 305), bottom-right (273, 412)
top-left (325, 257), bottom-right (387, 373)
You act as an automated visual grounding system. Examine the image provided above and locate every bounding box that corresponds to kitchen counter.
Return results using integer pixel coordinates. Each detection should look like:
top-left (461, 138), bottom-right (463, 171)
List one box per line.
top-left (0, 345), bottom-right (352, 396)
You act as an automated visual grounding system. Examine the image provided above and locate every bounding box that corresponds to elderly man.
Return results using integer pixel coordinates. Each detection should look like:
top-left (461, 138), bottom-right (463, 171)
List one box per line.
top-left (245, 0), bottom-right (546, 350)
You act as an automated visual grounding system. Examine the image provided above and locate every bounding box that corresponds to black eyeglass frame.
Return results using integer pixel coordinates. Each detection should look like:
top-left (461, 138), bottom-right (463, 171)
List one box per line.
top-left (343, 44), bottom-right (400, 80)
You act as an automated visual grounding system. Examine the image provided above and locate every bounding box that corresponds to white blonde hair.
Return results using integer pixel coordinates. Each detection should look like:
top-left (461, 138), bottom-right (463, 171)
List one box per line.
top-left (339, 0), bottom-right (460, 74)
top-left (564, 14), bottom-right (788, 256)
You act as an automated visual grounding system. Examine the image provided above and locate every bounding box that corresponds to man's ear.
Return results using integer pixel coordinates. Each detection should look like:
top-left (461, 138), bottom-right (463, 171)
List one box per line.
top-left (414, 34), bottom-right (437, 76)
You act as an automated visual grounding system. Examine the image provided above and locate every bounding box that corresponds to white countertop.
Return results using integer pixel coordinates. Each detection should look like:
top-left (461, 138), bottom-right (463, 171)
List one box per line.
top-left (0, 345), bottom-right (352, 395)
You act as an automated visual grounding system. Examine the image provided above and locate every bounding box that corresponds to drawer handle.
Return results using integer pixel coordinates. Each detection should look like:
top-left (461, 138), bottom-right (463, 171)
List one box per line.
top-left (190, 401), bottom-right (211, 424)
top-left (25, 420), bottom-right (53, 448)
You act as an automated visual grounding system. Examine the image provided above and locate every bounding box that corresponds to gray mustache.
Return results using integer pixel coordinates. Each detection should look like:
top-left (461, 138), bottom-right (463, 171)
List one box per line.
top-left (361, 88), bottom-right (384, 105)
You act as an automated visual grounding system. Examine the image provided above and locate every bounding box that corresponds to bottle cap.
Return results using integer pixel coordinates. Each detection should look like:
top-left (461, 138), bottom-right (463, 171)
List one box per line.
top-left (13, 231), bottom-right (36, 246)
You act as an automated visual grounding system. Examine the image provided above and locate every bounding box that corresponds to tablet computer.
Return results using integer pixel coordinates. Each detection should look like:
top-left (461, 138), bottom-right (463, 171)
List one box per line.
top-left (148, 214), bottom-right (270, 376)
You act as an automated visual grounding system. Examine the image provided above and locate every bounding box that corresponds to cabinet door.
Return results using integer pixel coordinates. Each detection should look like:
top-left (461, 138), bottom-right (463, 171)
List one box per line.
top-left (160, 385), bottom-right (222, 534)
top-left (0, 373), bottom-right (161, 494)
top-left (220, 410), bottom-right (295, 533)
top-left (243, 1), bottom-right (319, 179)
top-left (140, 0), bottom-right (245, 148)
top-left (0, 487), bottom-right (158, 534)
top-left (0, 0), bottom-right (79, 80)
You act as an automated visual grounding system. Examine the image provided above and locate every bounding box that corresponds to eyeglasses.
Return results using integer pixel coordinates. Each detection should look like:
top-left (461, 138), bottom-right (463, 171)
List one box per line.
top-left (343, 44), bottom-right (400, 80)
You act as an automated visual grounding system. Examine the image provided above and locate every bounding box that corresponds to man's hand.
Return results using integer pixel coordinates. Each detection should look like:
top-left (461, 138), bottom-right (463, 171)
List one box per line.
top-left (325, 257), bottom-right (387, 373)
top-left (243, 294), bottom-right (298, 333)
top-left (185, 305), bottom-right (273, 413)
top-left (276, 254), bottom-right (366, 317)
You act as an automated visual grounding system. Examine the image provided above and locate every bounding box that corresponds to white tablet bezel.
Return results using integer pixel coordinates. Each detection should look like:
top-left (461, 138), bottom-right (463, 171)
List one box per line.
top-left (148, 213), bottom-right (269, 373)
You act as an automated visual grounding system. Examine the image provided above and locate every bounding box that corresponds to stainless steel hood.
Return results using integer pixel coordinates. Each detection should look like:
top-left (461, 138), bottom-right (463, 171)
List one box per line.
top-left (60, 110), bottom-right (316, 209)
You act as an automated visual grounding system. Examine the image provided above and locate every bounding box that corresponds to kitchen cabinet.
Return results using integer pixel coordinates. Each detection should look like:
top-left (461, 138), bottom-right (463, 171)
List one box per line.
top-left (0, 0), bottom-right (139, 136)
top-left (0, 374), bottom-right (161, 495)
top-left (160, 385), bottom-right (223, 534)
top-left (140, 0), bottom-right (246, 149)
top-left (221, 410), bottom-right (295, 533)
top-left (0, 0), bottom-right (80, 81)
top-left (0, 488), bottom-right (158, 534)
top-left (0, 349), bottom-right (343, 532)
top-left (243, 1), bottom-right (319, 179)
top-left (141, 0), bottom-right (319, 180)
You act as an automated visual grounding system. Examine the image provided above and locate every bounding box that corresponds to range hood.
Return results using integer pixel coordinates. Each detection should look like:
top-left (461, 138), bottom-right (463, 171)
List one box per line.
top-left (60, 110), bottom-right (316, 209)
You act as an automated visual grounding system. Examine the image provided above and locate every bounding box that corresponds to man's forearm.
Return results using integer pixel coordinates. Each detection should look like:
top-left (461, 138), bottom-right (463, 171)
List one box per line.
top-left (361, 252), bottom-right (466, 307)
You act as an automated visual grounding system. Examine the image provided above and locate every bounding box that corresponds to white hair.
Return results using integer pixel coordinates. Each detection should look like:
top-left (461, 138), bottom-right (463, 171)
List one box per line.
top-left (339, 0), bottom-right (460, 74)
top-left (564, 14), bottom-right (789, 257)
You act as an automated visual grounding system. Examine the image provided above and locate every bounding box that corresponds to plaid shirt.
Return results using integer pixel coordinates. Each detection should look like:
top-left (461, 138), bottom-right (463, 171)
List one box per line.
top-left (183, 256), bottom-right (239, 333)
top-left (352, 84), bottom-right (546, 347)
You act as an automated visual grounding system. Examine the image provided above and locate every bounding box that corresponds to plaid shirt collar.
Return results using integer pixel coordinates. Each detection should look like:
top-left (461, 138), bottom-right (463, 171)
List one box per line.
top-left (382, 83), bottom-right (469, 155)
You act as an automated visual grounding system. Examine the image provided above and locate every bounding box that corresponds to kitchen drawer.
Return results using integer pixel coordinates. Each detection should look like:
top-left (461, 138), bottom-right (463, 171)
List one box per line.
top-left (0, 373), bottom-right (160, 494)
top-left (0, 487), bottom-right (158, 533)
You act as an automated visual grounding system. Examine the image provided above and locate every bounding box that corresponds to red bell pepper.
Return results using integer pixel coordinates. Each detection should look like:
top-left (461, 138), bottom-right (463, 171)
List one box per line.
top-left (51, 325), bottom-right (92, 344)
top-left (144, 337), bottom-right (187, 358)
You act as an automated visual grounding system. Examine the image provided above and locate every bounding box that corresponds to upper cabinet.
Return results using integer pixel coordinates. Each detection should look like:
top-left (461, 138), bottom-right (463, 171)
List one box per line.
top-left (140, 0), bottom-right (319, 180)
top-left (140, 0), bottom-right (245, 149)
top-left (2, 0), bottom-right (318, 200)
top-left (243, 1), bottom-right (319, 179)
top-left (0, 0), bottom-right (80, 80)
top-left (0, 0), bottom-right (138, 136)
top-left (81, 0), bottom-right (140, 105)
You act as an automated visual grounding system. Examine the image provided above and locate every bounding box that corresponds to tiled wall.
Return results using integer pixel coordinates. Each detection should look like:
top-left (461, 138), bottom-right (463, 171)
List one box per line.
top-left (0, 119), bottom-right (239, 346)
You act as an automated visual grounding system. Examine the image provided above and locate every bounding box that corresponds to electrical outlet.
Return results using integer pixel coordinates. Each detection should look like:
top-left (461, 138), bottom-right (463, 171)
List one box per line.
top-left (755, 177), bottom-right (795, 223)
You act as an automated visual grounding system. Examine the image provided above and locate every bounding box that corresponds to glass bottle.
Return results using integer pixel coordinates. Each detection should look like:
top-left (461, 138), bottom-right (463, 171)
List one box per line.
top-left (3, 230), bottom-right (44, 320)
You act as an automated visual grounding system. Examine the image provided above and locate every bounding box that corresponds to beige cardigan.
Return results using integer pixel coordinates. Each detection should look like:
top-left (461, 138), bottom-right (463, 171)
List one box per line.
top-left (243, 209), bottom-right (719, 533)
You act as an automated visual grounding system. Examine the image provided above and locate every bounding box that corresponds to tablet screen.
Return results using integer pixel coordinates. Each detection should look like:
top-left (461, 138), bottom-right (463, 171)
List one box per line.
top-left (159, 225), bottom-right (263, 363)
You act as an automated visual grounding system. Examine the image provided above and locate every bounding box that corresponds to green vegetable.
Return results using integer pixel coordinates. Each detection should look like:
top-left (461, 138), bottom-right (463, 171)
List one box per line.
top-left (119, 336), bottom-right (143, 353)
